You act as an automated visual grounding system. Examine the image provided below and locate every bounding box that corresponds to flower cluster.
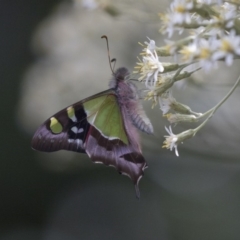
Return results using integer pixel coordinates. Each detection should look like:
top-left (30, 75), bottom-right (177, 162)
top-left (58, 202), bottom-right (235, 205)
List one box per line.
top-left (135, 0), bottom-right (240, 156)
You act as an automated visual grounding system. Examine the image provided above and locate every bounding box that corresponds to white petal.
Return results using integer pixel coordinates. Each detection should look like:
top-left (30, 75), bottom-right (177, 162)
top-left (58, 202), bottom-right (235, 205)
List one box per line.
top-left (174, 146), bottom-right (179, 156)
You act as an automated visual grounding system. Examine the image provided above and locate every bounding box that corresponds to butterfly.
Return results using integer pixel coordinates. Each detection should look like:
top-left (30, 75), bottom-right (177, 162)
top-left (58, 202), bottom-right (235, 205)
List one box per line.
top-left (32, 67), bottom-right (153, 198)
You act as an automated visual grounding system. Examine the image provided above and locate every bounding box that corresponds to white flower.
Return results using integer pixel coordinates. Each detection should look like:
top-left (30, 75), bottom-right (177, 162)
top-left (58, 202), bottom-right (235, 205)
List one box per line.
top-left (165, 21), bottom-right (184, 38)
top-left (163, 126), bottom-right (196, 156)
top-left (212, 30), bottom-right (240, 66)
top-left (180, 39), bottom-right (200, 62)
top-left (143, 49), bottom-right (164, 88)
top-left (221, 3), bottom-right (236, 28)
top-left (163, 126), bottom-right (179, 156)
top-left (170, 12), bottom-right (192, 25)
top-left (170, 0), bottom-right (194, 12)
top-left (135, 38), bottom-right (164, 89)
top-left (198, 37), bottom-right (219, 71)
top-left (180, 37), bottom-right (219, 71)
top-left (161, 0), bottom-right (194, 37)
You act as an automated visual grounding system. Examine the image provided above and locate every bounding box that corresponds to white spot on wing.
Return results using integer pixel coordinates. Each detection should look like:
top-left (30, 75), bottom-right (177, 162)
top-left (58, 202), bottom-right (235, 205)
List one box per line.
top-left (78, 128), bottom-right (84, 133)
top-left (71, 115), bottom-right (77, 122)
top-left (71, 126), bottom-right (78, 134)
top-left (94, 161), bottom-right (103, 164)
top-left (76, 139), bottom-right (83, 148)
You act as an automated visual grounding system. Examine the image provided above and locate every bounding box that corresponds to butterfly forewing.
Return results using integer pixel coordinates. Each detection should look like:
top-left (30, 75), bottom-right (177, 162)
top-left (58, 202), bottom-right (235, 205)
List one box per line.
top-left (31, 104), bottom-right (89, 153)
top-left (31, 90), bottom-right (112, 153)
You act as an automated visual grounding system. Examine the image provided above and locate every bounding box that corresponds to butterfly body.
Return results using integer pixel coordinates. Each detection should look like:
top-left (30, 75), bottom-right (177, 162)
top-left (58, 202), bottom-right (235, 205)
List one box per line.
top-left (32, 67), bottom-right (153, 198)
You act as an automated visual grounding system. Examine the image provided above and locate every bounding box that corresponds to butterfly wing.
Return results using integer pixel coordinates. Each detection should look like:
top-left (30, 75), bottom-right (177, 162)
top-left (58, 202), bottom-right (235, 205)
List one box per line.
top-left (31, 90), bottom-right (111, 153)
top-left (32, 89), bottom-right (147, 198)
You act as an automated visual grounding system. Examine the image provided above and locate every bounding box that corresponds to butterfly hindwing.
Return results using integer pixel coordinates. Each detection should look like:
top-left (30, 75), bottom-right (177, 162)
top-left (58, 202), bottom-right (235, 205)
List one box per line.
top-left (86, 125), bottom-right (147, 196)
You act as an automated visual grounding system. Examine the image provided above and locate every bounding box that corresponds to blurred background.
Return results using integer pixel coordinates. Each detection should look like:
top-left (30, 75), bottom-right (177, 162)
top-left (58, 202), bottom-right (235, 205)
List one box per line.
top-left (2, 0), bottom-right (240, 239)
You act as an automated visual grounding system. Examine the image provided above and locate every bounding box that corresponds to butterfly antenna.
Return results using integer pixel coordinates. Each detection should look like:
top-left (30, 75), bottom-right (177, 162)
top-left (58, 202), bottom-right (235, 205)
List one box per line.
top-left (111, 58), bottom-right (116, 72)
top-left (101, 35), bottom-right (115, 74)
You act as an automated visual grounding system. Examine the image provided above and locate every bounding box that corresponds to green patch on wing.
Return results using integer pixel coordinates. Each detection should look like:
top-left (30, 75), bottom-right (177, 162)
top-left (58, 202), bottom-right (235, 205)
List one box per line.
top-left (83, 95), bottom-right (128, 144)
top-left (50, 117), bottom-right (63, 134)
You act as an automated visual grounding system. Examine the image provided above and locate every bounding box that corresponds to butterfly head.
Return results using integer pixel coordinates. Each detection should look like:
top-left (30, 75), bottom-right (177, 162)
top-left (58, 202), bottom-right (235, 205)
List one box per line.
top-left (115, 67), bottom-right (130, 81)
top-left (109, 67), bottom-right (130, 89)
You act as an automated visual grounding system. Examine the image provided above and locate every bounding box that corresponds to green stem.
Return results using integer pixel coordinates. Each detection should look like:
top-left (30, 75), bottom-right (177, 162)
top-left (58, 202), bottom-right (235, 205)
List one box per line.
top-left (194, 74), bottom-right (240, 133)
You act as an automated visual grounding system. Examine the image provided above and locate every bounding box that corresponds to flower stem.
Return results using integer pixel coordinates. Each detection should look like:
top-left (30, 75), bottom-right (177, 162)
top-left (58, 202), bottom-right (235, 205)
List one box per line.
top-left (194, 73), bottom-right (240, 133)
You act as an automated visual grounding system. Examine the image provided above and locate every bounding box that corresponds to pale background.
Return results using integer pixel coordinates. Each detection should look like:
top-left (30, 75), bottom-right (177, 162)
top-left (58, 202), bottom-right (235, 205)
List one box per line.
top-left (1, 0), bottom-right (240, 239)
